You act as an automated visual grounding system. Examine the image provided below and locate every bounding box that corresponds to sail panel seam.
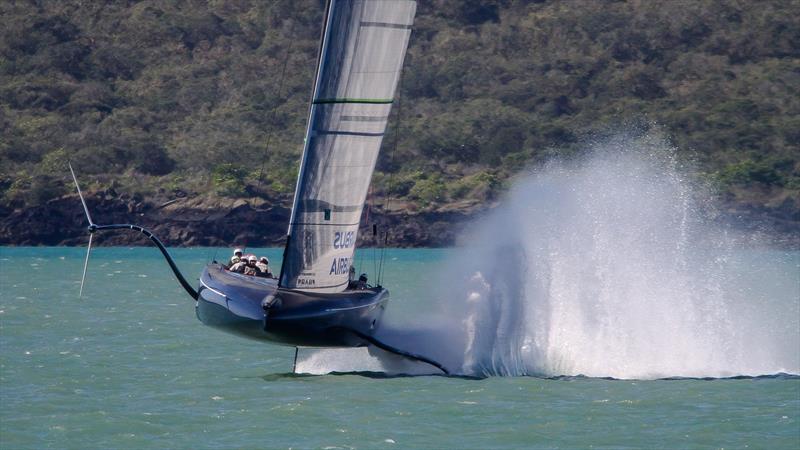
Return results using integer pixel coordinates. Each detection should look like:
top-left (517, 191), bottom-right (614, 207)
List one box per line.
top-left (314, 98), bottom-right (393, 104)
top-left (315, 130), bottom-right (385, 137)
top-left (291, 221), bottom-right (361, 226)
top-left (360, 21), bottom-right (413, 30)
top-left (341, 115), bottom-right (389, 122)
top-left (352, 69), bottom-right (404, 74)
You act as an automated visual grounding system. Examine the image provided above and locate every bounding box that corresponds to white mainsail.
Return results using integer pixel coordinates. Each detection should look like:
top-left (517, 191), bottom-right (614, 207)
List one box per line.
top-left (280, 0), bottom-right (417, 292)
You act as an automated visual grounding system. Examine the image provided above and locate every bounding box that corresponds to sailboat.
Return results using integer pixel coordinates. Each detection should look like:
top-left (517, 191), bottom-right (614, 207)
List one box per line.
top-left (198, 0), bottom-right (418, 349)
top-left (71, 1), bottom-right (446, 372)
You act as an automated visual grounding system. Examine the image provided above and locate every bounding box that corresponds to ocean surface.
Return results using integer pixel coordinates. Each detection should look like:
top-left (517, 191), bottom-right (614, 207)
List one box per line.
top-left (1, 246), bottom-right (798, 449)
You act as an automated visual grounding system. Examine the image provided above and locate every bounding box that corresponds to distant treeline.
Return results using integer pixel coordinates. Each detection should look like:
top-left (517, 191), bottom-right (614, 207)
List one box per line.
top-left (1, 0), bottom-right (797, 224)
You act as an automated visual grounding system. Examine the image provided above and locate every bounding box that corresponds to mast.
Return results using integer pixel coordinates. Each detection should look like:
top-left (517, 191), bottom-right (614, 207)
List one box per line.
top-left (279, 0), bottom-right (417, 293)
top-left (278, 0), bottom-right (335, 286)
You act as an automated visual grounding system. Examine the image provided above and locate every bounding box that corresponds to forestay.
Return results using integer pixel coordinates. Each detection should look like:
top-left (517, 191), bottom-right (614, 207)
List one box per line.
top-left (280, 0), bottom-right (416, 292)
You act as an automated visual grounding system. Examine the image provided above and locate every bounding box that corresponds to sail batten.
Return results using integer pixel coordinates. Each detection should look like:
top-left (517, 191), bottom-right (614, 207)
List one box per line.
top-left (280, 0), bottom-right (416, 293)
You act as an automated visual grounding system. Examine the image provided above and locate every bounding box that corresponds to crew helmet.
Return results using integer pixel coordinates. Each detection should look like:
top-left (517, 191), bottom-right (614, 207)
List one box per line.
top-left (248, 255), bottom-right (257, 263)
top-left (259, 257), bottom-right (269, 264)
top-left (234, 248), bottom-right (243, 256)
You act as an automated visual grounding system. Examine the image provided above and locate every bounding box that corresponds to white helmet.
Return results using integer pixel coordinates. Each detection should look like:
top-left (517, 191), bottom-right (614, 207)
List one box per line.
top-left (259, 257), bottom-right (269, 264)
top-left (234, 248), bottom-right (243, 256)
top-left (248, 255), bottom-right (257, 262)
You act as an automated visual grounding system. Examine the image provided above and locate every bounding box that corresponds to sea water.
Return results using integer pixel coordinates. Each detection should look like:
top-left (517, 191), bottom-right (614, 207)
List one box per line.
top-left (2, 133), bottom-right (799, 448)
top-left (0, 247), bottom-right (798, 449)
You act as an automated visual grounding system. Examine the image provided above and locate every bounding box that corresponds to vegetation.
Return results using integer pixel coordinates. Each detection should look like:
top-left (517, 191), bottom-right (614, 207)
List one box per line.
top-left (1, 0), bottom-right (797, 228)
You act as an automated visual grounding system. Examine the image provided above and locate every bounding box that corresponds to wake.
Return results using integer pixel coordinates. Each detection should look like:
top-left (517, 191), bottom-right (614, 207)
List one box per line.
top-left (296, 130), bottom-right (800, 379)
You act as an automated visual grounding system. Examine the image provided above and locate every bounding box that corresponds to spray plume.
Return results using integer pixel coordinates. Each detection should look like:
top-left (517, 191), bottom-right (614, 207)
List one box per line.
top-left (297, 130), bottom-right (800, 379)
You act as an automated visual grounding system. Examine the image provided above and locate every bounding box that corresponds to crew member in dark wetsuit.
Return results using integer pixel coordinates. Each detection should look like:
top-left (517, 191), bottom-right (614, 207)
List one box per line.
top-left (356, 273), bottom-right (369, 290)
top-left (256, 257), bottom-right (273, 278)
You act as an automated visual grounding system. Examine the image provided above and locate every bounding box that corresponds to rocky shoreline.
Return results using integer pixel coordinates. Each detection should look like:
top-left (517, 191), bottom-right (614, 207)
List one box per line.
top-left (0, 189), bottom-right (484, 248)
top-left (0, 189), bottom-right (796, 250)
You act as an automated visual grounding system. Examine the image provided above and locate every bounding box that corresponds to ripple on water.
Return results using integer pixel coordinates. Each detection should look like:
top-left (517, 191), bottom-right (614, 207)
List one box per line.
top-left (0, 247), bottom-right (797, 450)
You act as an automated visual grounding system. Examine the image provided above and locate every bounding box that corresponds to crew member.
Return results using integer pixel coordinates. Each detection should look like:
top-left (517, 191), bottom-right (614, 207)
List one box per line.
top-left (229, 248), bottom-right (244, 268)
top-left (244, 255), bottom-right (259, 276)
top-left (229, 257), bottom-right (247, 273)
top-left (356, 273), bottom-right (369, 290)
top-left (256, 257), bottom-right (272, 278)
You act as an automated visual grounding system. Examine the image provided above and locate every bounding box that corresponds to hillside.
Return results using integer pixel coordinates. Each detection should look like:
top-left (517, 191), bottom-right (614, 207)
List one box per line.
top-left (1, 0), bottom-right (797, 247)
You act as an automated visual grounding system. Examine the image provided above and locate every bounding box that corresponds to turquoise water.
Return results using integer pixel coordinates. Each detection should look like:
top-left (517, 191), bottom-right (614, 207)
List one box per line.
top-left (1, 247), bottom-right (798, 449)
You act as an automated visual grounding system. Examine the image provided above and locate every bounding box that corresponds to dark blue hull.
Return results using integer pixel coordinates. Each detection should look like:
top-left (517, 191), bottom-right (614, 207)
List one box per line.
top-left (196, 264), bottom-right (389, 347)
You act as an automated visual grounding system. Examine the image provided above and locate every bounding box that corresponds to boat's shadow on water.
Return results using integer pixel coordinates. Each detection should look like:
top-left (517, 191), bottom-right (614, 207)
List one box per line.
top-left (259, 372), bottom-right (799, 382)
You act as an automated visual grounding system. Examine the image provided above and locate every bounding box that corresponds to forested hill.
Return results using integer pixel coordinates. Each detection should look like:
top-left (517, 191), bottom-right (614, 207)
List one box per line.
top-left (1, 0), bottom-right (798, 246)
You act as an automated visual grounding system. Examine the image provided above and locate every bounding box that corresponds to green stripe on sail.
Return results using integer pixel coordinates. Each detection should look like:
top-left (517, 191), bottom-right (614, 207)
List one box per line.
top-left (313, 98), bottom-right (394, 104)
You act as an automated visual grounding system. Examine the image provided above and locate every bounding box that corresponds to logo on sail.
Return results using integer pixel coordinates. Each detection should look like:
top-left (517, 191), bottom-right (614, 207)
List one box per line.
top-left (333, 231), bottom-right (355, 249)
top-left (329, 256), bottom-right (350, 276)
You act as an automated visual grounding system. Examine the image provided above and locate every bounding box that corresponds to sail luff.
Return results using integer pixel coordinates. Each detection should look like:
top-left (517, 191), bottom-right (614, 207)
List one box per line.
top-left (285, 0), bottom-right (336, 236)
top-left (278, 0), bottom-right (335, 287)
top-left (280, 0), bottom-right (417, 293)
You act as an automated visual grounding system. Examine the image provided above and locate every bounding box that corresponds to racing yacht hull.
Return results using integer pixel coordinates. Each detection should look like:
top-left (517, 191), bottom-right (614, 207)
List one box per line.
top-left (196, 264), bottom-right (389, 347)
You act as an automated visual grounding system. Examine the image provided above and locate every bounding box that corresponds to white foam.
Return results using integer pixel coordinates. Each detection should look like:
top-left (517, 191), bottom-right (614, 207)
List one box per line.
top-left (430, 131), bottom-right (800, 378)
top-left (297, 131), bottom-right (800, 379)
top-left (294, 346), bottom-right (440, 376)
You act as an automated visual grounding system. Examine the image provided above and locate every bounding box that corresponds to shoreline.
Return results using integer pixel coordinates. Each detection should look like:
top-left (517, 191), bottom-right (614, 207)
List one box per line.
top-left (1, 190), bottom-right (797, 250)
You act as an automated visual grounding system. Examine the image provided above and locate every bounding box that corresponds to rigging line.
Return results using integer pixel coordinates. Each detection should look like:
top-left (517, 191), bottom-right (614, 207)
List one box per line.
top-left (356, 243), bottom-right (364, 279)
top-left (379, 231), bottom-right (389, 286)
top-left (372, 230), bottom-right (378, 285)
top-left (249, 30), bottom-right (295, 254)
top-left (378, 59), bottom-right (406, 285)
top-left (357, 188), bottom-right (369, 276)
top-left (256, 23), bottom-right (295, 193)
top-left (368, 185), bottom-right (378, 282)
